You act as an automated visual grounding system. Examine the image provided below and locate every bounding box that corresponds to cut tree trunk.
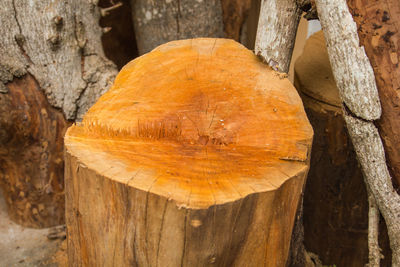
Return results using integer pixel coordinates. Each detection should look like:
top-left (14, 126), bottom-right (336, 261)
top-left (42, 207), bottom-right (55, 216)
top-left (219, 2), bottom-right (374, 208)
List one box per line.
top-left (0, 0), bottom-right (117, 227)
top-left (64, 38), bottom-right (313, 266)
top-left (346, 0), bottom-right (400, 190)
top-left (131, 0), bottom-right (224, 55)
top-left (294, 31), bottom-right (391, 267)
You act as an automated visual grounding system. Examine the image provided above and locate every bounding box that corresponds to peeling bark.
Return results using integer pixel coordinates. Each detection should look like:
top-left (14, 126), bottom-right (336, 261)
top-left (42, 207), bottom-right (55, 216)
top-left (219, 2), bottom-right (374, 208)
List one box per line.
top-left (315, 1), bottom-right (400, 265)
top-left (255, 0), bottom-right (302, 73)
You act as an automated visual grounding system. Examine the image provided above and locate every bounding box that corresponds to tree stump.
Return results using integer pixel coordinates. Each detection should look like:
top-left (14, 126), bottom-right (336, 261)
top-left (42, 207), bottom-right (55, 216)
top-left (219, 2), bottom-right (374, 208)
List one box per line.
top-left (65, 38), bottom-right (313, 266)
top-left (294, 31), bottom-right (391, 267)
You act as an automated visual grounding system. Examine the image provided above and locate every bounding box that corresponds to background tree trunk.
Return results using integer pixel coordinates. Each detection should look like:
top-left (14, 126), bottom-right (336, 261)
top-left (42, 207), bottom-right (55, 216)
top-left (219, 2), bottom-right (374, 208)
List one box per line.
top-left (0, 0), bottom-right (117, 228)
top-left (346, 0), bottom-right (400, 191)
top-left (220, 0), bottom-right (252, 41)
top-left (131, 0), bottom-right (225, 55)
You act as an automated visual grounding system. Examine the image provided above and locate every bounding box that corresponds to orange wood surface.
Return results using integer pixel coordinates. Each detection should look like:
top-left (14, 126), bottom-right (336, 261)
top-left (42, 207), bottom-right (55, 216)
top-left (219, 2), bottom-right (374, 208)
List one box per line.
top-left (65, 38), bottom-right (313, 208)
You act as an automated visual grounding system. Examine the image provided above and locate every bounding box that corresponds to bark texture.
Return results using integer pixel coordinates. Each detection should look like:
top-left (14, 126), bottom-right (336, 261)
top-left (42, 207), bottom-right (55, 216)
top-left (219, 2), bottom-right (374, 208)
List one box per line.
top-left (255, 0), bottom-right (302, 73)
top-left (0, 0), bottom-right (117, 227)
top-left (315, 0), bottom-right (400, 265)
top-left (131, 0), bottom-right (224, 55)
top-left (314, 1), bottom-right (381, 121)
top-left (0, 0), bottom-right (117, 120)
top-left (65, 38), bottom-right (313, 266)
top-left (346, 0), bottom-right (400, 189)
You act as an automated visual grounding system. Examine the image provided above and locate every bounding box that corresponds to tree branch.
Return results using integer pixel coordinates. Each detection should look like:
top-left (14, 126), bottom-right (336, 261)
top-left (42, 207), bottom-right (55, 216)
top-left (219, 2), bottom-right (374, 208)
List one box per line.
top-left (254, 0), bottom-right (302, 73)
top-left (315, 0), bottom-right (400, 265)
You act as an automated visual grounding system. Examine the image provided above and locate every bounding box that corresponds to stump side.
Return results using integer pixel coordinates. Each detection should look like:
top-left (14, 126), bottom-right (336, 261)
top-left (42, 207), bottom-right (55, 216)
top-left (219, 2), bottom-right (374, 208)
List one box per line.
top-left (65, 149), bottom-right (308, 266)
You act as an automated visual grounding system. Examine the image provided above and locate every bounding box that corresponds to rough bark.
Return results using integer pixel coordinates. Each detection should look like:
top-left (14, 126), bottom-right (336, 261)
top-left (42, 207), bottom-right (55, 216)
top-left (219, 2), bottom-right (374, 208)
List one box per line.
top-left (0, 0), bottom-right (117, 227)
top-left (294, 31), bottom-right (391, 267)
top-left (0, 0), bottom-right (117, 120)
top-left (64, 38), bottom-right (313, 266)
top-left (131, 0), bottom-right (224, 55)
top-left (315, 0), bottom-right (400, 265)
top-left (314, 1), bottom-right (381, 121)
top-left (346, 0), bottom-right (400, 190)
top-left (254, 0), bottom-right (302, 73)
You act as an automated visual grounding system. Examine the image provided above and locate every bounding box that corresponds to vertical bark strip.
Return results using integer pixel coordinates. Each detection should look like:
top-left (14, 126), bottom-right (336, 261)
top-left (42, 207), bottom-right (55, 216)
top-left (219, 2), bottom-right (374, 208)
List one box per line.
top-left (315, 0), bottom-right (400, 265)
top-left (254, 2), bottom-right (307, 264)
top-left (367, 186), bottom-right (381, 267)
top-left (346, 0), bottom-right (400, 189)
top-left (220, 0), bottom-right (252, 41)
top-left (254, 0), bottom-right (302, 73)
top-left (131, 0), bottom-right (224, 55)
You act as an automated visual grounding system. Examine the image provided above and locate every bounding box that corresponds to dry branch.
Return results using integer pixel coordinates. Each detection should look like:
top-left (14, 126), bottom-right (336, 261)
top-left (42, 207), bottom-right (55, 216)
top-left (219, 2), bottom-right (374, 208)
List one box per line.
top-left (315, 0), bottom-right (400, 265)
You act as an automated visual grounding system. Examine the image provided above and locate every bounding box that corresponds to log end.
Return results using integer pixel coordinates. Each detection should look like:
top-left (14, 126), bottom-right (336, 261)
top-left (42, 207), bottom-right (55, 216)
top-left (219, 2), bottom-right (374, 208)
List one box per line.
top-left (65, 38), bottom-right (313, 208)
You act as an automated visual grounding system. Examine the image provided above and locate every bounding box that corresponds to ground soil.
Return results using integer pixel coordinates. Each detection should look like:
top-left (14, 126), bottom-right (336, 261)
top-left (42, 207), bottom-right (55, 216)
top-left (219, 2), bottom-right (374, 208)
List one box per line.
top-left (0, 191), bottom-right (66, 266)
